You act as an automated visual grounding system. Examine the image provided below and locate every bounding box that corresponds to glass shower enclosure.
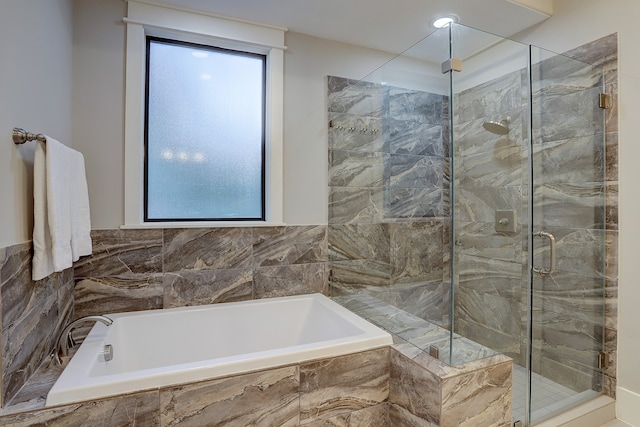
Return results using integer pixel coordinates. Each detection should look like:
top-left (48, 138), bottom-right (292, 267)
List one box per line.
top-left (328, 23), bottom-right (606, 426)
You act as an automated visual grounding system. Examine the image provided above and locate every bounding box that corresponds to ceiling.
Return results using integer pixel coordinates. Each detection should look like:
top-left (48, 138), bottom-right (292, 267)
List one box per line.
top-left (152, 0), bottom-right (550, 54)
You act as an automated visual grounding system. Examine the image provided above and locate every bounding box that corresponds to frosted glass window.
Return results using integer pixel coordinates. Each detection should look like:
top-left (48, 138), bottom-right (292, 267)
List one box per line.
top-left (145, 37), bottom-right (266, 221)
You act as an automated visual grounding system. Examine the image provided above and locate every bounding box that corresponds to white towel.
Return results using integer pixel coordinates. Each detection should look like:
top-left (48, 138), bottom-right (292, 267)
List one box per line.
top-left (32, 137), bottom-right (92, 281)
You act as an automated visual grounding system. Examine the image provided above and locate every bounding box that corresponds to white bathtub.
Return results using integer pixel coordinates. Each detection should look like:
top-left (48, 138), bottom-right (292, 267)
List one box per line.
top-left (45, 293), bottom-right (392, 407)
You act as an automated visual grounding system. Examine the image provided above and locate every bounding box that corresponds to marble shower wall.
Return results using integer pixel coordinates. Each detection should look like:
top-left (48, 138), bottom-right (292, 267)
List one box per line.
top-left (327, 75), bottom-right (450, 326)
top-left (452, 34), bottom-right (618, 395)
top-left (452, 67), bottom-right (530, 368)
top-left (0, 242), bottom-right (74, 407)
top-left (537, 34), bottom-right (618, 397)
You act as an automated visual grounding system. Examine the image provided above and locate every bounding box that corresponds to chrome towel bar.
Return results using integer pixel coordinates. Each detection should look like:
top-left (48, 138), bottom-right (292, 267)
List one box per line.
top-left (12, 128), bottom-right (47, 145)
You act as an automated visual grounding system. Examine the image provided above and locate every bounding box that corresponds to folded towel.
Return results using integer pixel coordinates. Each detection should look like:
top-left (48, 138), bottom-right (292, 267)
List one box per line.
top-left (32, 137), bottom-right (92, 281)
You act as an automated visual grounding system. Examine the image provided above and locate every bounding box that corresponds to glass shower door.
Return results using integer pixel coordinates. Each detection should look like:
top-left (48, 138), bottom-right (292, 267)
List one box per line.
top-left (528, 46), bottom-right (606, 424)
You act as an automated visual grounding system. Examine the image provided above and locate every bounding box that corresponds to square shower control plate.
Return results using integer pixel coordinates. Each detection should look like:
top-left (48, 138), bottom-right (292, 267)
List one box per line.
top-left (495, 210), bottom-right (517, 234)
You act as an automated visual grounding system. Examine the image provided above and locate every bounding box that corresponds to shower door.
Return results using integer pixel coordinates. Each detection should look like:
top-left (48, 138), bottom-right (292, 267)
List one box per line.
top-left (449, 24), bottom-right (607, 426)
top-left (527, 46), bottom-right (606, 425)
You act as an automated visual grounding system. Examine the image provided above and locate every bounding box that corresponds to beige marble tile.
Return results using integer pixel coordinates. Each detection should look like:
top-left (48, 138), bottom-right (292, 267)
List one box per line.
top-left (389, 403), bottom-right (439, 427)
top-left (300, 348), bottom-right (389, 424)
top-left (389, 348), bottom-right (441, 425)
top-left (0, 391), bottom-right (159, 426)
top-left (253, 225), bottom-right (328, 266)
top-left (440, 360), bottom-right (512, 427)
top-left (163, 268), bottom-right (253, 308)
top-left (160, 366), bottom-right (299, 427)
top-left (302, 404), bottom-right (389, 427)
top-left (163, 227), bottom-right (254, 271)
top-left (74, 229), bottom-right (163, 277)
top-left (254, 263), bottom-right (328, 299)
top-left (74, 275), bottom-right (163, 319)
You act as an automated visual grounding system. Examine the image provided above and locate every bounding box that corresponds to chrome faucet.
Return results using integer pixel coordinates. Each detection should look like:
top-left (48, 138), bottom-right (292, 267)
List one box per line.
top-left (53, 315), bottom-right (113, 365)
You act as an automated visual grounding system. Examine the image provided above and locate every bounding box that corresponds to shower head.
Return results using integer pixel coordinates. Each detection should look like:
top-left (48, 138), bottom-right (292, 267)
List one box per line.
top-left (482, 117), bottom-right (510, 135)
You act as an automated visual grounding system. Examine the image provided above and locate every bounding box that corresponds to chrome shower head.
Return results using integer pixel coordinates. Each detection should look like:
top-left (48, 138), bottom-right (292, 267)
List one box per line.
top-left (482, 117), bottom-right (510, 135)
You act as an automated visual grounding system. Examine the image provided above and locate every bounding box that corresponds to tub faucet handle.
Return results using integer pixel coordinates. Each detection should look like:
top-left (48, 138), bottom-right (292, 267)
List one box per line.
top-left (53, 315), bottom-right (113, 365)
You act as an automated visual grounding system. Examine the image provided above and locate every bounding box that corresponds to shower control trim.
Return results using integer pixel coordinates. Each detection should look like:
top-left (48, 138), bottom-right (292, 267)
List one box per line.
top-left (533, 231), bottom-right (556, 275)
top-left (495, 210), bottom-right (517, 234)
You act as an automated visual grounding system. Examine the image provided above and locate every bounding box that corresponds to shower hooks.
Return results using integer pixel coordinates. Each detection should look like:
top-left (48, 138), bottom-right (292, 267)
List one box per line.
top-left (328, 120), bottom-right (380, 134)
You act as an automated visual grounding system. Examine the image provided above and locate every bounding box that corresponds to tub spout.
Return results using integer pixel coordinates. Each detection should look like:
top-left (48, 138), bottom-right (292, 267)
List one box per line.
top-left (53, 315), bottom-right (113, 365)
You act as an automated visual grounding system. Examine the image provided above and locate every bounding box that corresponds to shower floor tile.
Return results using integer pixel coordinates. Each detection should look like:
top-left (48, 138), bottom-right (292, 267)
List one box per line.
top-left (512, 364), bottom-right (600, 424)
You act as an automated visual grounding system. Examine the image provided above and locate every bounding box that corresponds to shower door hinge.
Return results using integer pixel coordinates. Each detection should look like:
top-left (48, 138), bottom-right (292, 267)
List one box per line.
top-left (598, 352), bottom-right (608, 369)
top-left (599, 93), bottom-right (611, 109)
top-left (441, 58), bottom-right (463, 74)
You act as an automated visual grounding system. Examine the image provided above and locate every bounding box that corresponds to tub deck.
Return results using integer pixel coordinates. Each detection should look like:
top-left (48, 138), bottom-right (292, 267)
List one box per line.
top-left (45, 294), bottom-right (391, 407)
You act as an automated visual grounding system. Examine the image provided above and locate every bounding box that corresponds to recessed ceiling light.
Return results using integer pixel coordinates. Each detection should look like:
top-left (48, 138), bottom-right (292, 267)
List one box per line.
top-left (433, 14), bottom-right (459, 28)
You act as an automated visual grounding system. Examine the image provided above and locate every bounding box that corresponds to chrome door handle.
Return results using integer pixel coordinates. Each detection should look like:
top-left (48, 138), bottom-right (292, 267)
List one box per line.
top-left (533, 231), bottom-right (556, 275)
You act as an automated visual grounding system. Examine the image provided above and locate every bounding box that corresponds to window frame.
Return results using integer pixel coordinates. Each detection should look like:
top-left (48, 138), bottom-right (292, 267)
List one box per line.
top-left (143, 36), bottom-right (267, 222)
top-left (123, 1), bottom-right (285, 228)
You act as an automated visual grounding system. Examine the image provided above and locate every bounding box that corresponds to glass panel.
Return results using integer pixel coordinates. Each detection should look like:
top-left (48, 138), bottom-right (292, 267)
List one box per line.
top-left (327, 27), bottom-right (455, 361)
top-left (449, 24), bottom-right (531, 422)
top-left (529, 45), bottom-right (606, 424)
top-left (146, 38), bottom-right (265, 221)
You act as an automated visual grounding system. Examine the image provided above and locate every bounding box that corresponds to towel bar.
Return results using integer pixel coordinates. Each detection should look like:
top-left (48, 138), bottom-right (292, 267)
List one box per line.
top-left (12, 128), bottom-right (47, 145)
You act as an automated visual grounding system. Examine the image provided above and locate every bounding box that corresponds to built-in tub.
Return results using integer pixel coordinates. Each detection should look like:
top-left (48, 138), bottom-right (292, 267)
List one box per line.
top-left (45, 293), bottom-right (392, 407)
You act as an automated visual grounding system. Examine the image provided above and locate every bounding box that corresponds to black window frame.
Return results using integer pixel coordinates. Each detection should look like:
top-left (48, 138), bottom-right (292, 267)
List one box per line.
top-left (143, 36), bottom-right (267, 222)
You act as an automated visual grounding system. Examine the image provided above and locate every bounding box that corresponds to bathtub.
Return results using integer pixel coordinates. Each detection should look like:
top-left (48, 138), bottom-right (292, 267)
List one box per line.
top-left (45, 293), bottom-right (392, 407)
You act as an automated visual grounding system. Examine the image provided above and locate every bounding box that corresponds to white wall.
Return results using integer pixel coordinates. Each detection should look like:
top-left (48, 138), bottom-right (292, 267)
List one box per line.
top-left (513, 0), bottom-right (640, 424)
top-left (0, 0), bottom-right (73, 247)
top-left (72, 0), bottom-right (126, 230)
top-left (283, 32), bottom-right (395, 224)
top-left (71, 4), bottom-right (396, 228)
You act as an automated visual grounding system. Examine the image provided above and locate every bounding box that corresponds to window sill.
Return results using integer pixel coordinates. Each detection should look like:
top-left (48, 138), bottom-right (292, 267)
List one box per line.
top-left (120, 221), bottom-right (287, 229)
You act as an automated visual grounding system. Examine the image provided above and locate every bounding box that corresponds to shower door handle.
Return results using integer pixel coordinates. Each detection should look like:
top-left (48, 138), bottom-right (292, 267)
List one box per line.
top-left (533, 231), bottom-right (556, 275)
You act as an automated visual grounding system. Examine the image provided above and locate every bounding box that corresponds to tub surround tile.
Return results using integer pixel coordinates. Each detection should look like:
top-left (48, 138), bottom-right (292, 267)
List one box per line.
top-left (254, 263), bottom-right (328, 299)
top-left (1, 243), bottom-right (51, 332)
top-left (74, 275), bottom-right (164, 319)
top-left (74, 229), bottom-right (163, 278)
top-left (389, 402), bottom-right (439, 427)
top-left (163, 227), bottom-right (254, 271)
top-left (160, 366), bottom-right (300, 427)
top-left (164, 269), bottom-right (253, 308)
top-left (299, 348), bottom-right (389, 424)
top-left (0, 242), bottom-right (74, 407)
top-left (0, 391), bottom-right (160, 426)
top-left (303, 403), bottom-right (389, 427)
top-left (252, 225), bottom-right (328, 267)
top-left (2, 288), bottom-right (59, 405)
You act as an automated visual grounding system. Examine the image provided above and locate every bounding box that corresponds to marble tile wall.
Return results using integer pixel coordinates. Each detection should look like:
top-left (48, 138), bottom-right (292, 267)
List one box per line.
top-left (0, 225), bottom-right (328, 410)
top-left (327, 75), bottom-right (450, 327)
top-left (452, 66), bottom-right (530, 368)
top-left (73, 226), bottom-right (328, 319)
top-left (0, 348), bottom-right (389, 426)
top-left (390, 339), bottom-right (513, 427)
top-left (554, 33), bottom-right (618, 398)
top-left (0, 242), bottom-right (73, 408)
top-left (452, 33), bottom-right (618, 396)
